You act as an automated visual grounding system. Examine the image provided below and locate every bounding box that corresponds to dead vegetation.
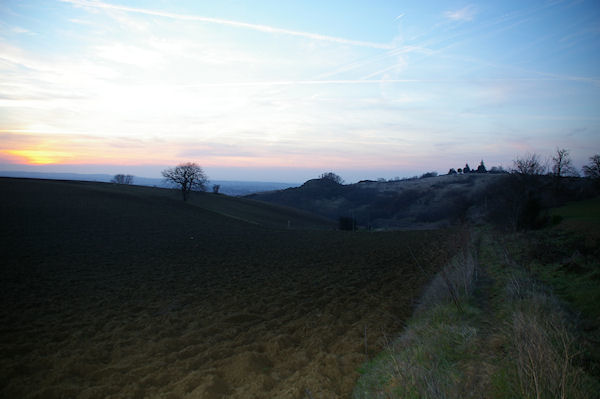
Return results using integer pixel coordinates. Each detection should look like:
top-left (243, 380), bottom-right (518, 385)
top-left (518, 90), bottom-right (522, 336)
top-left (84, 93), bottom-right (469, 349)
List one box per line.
top-left (353, 230), bottom-right (600, 398)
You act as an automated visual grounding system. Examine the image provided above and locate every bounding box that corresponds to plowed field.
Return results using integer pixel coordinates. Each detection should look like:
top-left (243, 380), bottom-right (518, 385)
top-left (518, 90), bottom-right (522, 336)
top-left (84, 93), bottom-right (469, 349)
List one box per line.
top-left (0, 178), bottom-right (452, 398)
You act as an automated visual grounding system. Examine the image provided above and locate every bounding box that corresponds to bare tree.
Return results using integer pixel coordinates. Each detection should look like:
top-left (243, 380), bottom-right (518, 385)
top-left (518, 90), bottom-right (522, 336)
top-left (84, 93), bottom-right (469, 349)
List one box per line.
top-left (111, 174), bottom-right (134, 184)
top-left (552, 148), bottom-right (577, 177)
top-left (582, 154), bottom-right (600, 179)
top-left (162, 162), bottom-right (208, 201)
top-left (512, 153), bottom-right (547, 175)
top-left (319, 172), bottom-right (344, 184)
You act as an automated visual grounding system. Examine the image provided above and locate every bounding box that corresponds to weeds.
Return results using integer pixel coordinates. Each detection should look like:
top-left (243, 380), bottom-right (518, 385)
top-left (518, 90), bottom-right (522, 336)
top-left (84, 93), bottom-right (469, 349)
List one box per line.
top-left (415, 242), bottom-right (477, 314)
top-left (354, 228), bottom-right (600, 399)
top-left (492, 233), bottom-right (599, 399)
top-left (354, 237), bottom-right (480, 399)
top-left (496, 273), bottom-right (597, 399)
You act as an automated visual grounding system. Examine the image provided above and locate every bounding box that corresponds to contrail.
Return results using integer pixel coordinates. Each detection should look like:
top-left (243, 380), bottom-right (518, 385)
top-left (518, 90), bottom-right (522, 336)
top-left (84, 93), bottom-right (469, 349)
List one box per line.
top-left (185, 79), bottom-right (424, 88)
top-left (61, 0), bottom-right (393, 49)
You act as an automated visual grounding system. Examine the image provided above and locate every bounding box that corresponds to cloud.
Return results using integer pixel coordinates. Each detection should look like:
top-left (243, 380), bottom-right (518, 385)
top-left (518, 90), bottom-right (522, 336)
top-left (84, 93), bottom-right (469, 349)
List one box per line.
top-left (60, 0), bottom-right (393, 49)
top-left (186, 79), bottom-right (424, 88)
top-left (94, 43), bottom-right (163, 66)
top-left (11, 27), bottom-right (33, 35)
top-left (444, 5), bottom-right (477, 22)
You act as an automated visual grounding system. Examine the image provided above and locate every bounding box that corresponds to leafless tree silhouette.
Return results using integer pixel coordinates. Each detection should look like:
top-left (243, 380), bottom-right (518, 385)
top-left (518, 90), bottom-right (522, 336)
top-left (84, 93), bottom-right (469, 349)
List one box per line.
top-left (162, 162), bottom-right (208, 201)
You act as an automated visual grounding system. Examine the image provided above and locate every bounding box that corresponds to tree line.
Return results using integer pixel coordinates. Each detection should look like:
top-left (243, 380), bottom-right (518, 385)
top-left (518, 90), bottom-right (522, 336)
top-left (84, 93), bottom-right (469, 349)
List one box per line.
top-left (446, 149), bottom-right (599, 179)
top-left (112, 149), bottom-right (599, 204)
top-left (110, 163), bottom-right (209, 201)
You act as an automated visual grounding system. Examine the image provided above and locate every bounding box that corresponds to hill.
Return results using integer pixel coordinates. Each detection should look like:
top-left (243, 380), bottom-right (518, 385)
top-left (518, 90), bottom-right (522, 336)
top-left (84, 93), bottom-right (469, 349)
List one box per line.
top-left (248, 173), bottom-right (598, 230)
top-left (0, 170), bottom-right (298, 196)
top-left (0, 177), bottom-right (332, 231)
top-left (0, 177), bottom-right (455, 399)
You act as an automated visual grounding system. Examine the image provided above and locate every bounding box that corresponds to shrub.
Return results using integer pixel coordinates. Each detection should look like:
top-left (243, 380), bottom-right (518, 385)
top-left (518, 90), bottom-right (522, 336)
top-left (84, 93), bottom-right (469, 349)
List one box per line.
top-left (111, 174), bottom-right (134, 184)
top-left (420, 171), bottom-right (438, 179)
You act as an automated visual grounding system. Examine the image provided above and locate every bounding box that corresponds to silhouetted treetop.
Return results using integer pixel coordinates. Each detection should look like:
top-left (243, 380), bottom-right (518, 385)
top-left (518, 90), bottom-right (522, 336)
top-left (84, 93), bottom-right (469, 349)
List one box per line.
top-left (512, 153), bottom-right (547, 175)
top-left (476, 160), bottom-right (487, 173)
top-left (162, 162), bottom-right (208, 201)
top-left (552, 148), bottom-right (578, 177)
top-left (111, 174), bottom-right (134, 184)
top-left (319, 172), bottom-right (344, 185)
top-left (583, 154), bottom-right (600, 179)
top-left (420, 171), bottom-right (438, 179)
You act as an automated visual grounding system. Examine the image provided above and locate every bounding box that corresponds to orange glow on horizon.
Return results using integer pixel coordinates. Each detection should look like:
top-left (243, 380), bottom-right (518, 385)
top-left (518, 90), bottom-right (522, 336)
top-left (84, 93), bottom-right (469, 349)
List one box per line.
top-left (4, 149), bottom-right (74, 165)
top-left (1, 146), bottom-right (412, 171)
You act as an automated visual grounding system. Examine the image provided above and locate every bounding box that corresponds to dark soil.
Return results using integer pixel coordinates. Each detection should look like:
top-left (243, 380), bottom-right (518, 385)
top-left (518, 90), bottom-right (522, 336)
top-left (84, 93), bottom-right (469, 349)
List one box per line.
top-left (0, 178), bottom-right (452, 398)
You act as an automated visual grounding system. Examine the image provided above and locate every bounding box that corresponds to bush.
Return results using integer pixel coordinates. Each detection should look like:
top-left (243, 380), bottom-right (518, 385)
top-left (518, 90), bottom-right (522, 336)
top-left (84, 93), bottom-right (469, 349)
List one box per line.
top-left (420, 171), bottom-right (438, 179)
top-left (518, 195), bottom-right (546, 230)
top-left (319, 172), bottom-right (344, 184)
top-left (111, 174), bottom-right (134, 184)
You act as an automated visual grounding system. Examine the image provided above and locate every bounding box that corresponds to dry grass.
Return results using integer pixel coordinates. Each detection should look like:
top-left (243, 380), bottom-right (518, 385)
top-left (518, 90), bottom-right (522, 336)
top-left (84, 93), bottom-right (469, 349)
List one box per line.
top-left (353, 235), bottom-right (480, 399)
top-left (353, 230), bottom-right (599, 399)
top-left (415, 243), bottom-right (477, 313)
top-left (501, 276), bottom-right (591, 399)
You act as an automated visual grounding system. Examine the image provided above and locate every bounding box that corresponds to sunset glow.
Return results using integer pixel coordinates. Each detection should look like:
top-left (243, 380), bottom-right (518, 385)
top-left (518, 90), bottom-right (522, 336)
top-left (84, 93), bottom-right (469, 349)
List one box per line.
top-left (5, 150), bottom-right (71, 165)
top-left (1, 0), bottom-right (599, 182)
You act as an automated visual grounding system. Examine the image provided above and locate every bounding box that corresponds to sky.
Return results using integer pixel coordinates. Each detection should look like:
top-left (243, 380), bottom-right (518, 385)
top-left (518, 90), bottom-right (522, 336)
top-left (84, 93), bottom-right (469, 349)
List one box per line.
top-left (0, 0), bottom-right (599, 183)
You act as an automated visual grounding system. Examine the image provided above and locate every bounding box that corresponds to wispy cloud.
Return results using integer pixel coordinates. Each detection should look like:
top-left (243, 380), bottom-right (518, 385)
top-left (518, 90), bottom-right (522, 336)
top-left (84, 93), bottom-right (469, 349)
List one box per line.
top-left (60, 0), bottom-right (393, 49)
top-left (11, 26), bottom-right (33, 35)
top-left (2, 0), bottom-right (598, 179)
top-left (185, 79), bottom-right (426, 88)
top-left (444, 5), bottom-right (477, 22)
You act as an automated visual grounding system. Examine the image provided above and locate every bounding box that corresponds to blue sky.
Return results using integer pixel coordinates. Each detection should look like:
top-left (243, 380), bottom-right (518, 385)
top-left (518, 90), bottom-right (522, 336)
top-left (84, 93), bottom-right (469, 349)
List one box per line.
top-left (1, 0), bottom-right (598, 182)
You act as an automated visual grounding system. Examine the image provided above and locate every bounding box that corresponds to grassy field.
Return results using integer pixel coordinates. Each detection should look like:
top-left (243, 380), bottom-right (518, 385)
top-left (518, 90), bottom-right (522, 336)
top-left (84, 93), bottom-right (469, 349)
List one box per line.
top-left (354, 197), bottom-right (600, 398)
top-left (551, 197), bottom-right (600, 223)
top-left (0, 178), bottom-right (455, 399)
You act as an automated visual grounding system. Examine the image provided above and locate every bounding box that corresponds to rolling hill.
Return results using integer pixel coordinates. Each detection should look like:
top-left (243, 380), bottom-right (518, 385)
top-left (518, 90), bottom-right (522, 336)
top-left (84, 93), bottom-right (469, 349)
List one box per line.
top-left (248, 173), bottom-right (599, 230)
top-left (0, 177), bottom-right (454, 399)
top-left (0, 170), bottom-right (299, 196)
top-left (247, 173), bottom-right (506, 229)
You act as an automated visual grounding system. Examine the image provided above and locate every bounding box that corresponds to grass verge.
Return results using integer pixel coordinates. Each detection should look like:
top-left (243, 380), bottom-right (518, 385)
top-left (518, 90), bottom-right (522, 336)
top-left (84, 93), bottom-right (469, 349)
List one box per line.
top-left (353, 225), bottom-right (600, 398)
top-left (353, 234), bottom-right (481, 398)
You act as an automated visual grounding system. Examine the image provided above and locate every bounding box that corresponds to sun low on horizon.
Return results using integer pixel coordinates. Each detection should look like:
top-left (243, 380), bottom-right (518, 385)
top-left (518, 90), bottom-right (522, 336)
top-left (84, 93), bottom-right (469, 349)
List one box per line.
top-left (1, 0), bottom-right (599, 182)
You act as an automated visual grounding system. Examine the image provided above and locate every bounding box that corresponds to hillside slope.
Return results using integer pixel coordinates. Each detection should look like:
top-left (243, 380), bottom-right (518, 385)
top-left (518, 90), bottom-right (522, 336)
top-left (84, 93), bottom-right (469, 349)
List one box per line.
top-left (0, 177), bottom-right (333, 232)
top-left (0, 177), bottom-right (454, 398)
top-left (248, 174), bottom-right (505, 229)
top-left (248, 173), bottom-right (598, 230)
